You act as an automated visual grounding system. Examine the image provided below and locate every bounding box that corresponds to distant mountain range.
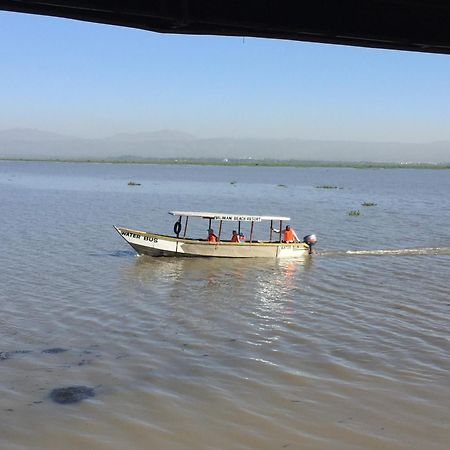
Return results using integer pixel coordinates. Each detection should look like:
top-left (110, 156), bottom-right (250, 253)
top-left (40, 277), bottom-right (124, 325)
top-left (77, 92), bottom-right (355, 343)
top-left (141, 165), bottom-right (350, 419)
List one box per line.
top-left (0, 128), bottom-right (449, 163)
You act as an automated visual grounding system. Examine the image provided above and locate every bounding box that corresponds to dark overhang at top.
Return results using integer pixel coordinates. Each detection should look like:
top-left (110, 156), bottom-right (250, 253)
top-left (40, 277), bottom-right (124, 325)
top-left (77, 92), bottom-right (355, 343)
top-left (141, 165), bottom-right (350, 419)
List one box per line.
top-left (1, 0), bottom-right (450, 55)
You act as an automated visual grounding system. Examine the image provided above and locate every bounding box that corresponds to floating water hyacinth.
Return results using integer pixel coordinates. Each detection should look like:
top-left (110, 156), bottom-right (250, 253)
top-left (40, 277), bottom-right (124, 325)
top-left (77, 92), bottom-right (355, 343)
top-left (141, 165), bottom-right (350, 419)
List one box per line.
top-left (348, 210), bottom-right (361, 216)
top-left (128, 181), bottom-right (141, 186)
top-left (361, 202), bottom-right (377, 206)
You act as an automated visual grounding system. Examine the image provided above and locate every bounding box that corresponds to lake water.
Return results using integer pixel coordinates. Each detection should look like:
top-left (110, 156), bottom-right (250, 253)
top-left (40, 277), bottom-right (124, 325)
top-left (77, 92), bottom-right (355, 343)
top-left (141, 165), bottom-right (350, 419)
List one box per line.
top-left (1, 161), bottom-right (449, 450)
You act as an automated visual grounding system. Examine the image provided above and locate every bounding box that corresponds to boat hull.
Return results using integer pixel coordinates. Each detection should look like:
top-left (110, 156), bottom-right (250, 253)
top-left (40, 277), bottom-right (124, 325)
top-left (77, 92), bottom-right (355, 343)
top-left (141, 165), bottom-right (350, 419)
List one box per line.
top-left (115, 226), bottom-right (310, 258)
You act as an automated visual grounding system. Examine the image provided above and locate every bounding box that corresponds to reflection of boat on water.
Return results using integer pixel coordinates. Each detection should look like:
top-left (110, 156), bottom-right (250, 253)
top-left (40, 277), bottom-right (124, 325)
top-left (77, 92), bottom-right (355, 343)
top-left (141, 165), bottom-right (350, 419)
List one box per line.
top-left (123, 254), bottom-right (311, 284)
top-left (120, 253), bottom-right (313, 311)
top-left (115, 211), bottom-right (317, 258)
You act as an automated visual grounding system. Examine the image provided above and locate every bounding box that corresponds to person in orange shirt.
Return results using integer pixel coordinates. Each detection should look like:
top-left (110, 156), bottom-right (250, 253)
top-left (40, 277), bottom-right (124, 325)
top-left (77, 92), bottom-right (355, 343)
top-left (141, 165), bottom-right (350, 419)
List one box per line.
top-left (272, 225), bottom-right (299, 243)
top-left (207, 229), bottom-right (218, 242)
top-left (283, 225), bottom-right (299, 242)
top-left (231, 230), bottom-right (240, 242)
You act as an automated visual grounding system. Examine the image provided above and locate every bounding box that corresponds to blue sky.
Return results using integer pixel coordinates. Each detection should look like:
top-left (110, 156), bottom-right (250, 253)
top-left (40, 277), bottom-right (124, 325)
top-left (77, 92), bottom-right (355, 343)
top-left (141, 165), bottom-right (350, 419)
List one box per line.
top-left (1, 10), bottom-right (450, 142)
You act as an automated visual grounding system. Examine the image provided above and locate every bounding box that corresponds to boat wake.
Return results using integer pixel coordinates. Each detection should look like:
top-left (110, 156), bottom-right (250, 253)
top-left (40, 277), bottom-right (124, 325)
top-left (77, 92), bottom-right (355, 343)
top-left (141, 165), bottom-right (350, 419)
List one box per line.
top-left (318, 247), bottom-right (450, 257)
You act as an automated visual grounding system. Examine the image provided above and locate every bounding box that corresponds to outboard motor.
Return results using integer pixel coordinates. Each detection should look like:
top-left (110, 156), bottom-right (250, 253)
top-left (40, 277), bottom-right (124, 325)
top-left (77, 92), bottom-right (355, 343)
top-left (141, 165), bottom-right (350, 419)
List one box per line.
top-left (303, 234), bottom-right (317, 254)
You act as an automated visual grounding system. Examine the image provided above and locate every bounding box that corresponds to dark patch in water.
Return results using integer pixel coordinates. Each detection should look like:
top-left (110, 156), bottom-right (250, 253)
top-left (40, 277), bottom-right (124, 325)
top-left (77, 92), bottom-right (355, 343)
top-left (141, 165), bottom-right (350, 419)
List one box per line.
top-left (42, 348), bottom-right (68, 354)
top-left (77, 359), bottom-right (92, 366)
top-left (338, 416), bottom-right (353, 423)
top-left (0, 350), bottom-right (32, 361)
top-left (50, 386), bottom-right (95, 404)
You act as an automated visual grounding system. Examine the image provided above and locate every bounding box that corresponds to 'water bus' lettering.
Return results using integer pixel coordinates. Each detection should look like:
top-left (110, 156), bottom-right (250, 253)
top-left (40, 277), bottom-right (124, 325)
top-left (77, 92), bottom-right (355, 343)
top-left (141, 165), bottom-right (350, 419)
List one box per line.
top-left (122, 231), bottom-right (141, 239)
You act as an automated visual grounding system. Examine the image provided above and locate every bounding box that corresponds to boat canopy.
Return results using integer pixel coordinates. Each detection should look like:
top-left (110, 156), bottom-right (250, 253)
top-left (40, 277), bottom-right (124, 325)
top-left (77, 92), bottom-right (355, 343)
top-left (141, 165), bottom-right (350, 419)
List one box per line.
top-left (169, 211), bottom-right (290, 222)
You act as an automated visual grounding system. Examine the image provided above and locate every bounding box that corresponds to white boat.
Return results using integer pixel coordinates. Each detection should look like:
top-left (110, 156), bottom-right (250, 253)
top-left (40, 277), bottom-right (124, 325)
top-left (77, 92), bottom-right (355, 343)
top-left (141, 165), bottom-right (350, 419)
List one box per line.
top-left (114, 211), bottom-right (317, 258)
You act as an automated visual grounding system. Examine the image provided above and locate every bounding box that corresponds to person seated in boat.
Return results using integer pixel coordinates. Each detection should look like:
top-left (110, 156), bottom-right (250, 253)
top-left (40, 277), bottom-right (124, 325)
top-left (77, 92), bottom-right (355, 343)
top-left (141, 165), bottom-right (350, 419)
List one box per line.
top-left (231, 230), bottom-right (240, 243)
top-left (239, 232), bottom-right (245, 242)
top-left (272, 225), bottom-right (299, 242)
top-left (283, 225), bottom-right (299, 242)
top-left (208, 228), bottom-right (218, 243)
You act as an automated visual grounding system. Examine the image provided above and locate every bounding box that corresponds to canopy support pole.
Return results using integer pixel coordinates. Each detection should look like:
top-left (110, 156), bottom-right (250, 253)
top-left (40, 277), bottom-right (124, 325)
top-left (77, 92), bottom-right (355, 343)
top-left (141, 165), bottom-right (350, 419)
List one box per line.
top-left (250, 221), bottom-right (254, 243)
top-left (279, 220), bottom-right (282, 243)
top-left (270, 220), bottom-right (273, 242)
top-left (183, 216), bottom-right (189, 238)
top-left (218, 220), bottom-right (223, 241)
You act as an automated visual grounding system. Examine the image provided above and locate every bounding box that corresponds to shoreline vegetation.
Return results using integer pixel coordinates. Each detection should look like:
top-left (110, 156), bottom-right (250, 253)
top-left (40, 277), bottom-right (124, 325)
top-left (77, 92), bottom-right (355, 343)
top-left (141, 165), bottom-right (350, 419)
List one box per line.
top-left (1, 157), bottom-right (450, 169)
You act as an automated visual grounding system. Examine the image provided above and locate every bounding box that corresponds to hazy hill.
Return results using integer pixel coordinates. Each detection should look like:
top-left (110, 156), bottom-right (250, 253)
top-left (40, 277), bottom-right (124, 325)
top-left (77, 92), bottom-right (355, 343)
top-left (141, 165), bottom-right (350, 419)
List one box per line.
top-left (0, 128), bottom-right (449, 163)
top-left (109, 130), bottom-right (197, 142)
top-left (0, 128), bottom-right (70, 141)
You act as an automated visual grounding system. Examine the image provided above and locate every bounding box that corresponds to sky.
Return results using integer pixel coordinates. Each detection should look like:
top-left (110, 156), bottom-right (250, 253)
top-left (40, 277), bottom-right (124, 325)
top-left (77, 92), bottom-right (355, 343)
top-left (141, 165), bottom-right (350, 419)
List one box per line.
top-left (1, 10), bottom-right (450, 144)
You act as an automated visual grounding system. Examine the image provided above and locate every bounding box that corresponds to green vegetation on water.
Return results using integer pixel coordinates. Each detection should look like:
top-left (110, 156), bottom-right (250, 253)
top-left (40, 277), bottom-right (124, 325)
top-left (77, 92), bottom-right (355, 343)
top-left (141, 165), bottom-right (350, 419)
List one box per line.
top-left (316, 185), bottom-right (339, 189)
top-left (127, 181), bottom-right (141, 186)
top-left (2, 157), bottom-right (450, 170)
top-left (362, 202), bottom-right (377, 207)
top-left (348, 210), bottom-right (361, 216)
